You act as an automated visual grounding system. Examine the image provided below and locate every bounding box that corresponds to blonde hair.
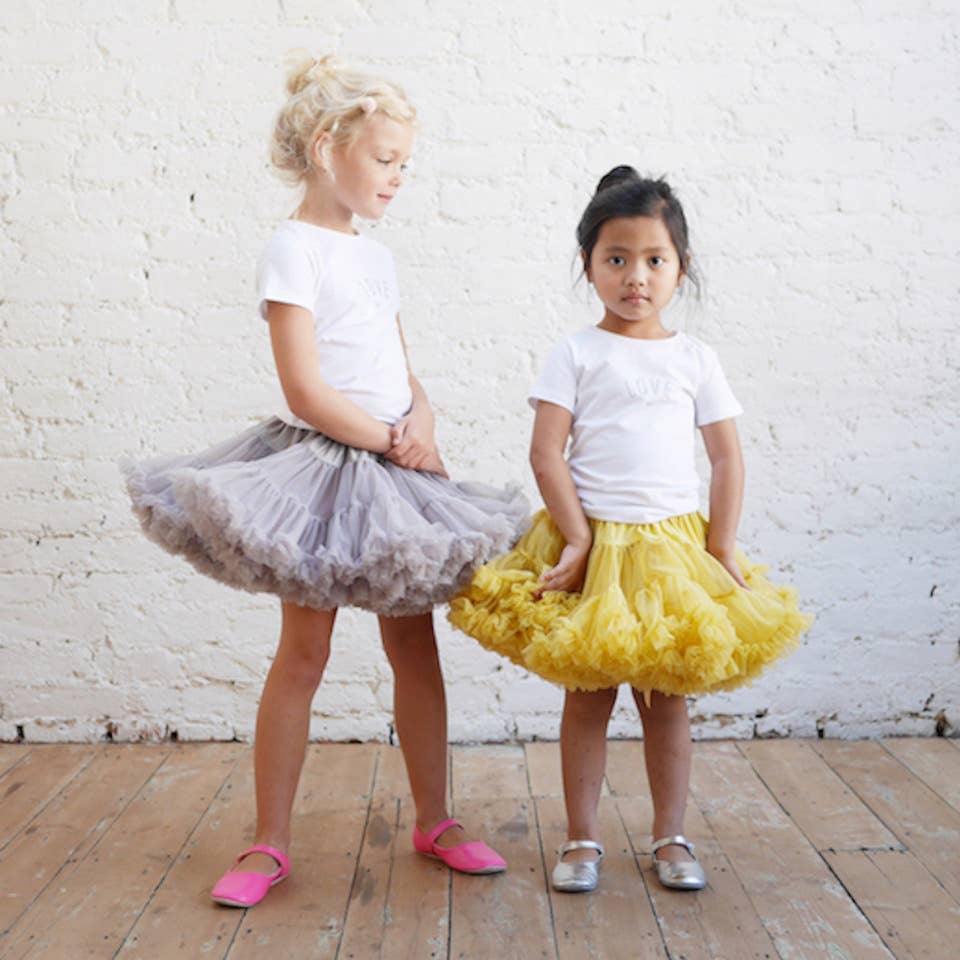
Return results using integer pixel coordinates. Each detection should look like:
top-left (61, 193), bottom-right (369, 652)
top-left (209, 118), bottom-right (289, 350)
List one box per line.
top-left (270, 52), bottom-right (416, 183)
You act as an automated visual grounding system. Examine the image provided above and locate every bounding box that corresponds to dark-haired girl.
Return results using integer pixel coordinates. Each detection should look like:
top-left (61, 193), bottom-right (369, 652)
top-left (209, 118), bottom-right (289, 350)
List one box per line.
top-left (450, 166), bottom-right (812, 894)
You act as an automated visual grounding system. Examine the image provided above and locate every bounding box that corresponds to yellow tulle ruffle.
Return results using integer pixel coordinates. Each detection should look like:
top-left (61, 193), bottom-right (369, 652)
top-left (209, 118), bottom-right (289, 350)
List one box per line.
top-left (448, 510), bottom-right (813, 696)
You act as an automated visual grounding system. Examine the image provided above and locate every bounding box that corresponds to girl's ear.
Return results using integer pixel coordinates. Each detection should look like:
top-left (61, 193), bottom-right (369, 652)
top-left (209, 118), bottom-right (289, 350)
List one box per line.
top-left (581, 249), bottom-right (591, 282)
top-left (310, 131), bottom-right (330, 171)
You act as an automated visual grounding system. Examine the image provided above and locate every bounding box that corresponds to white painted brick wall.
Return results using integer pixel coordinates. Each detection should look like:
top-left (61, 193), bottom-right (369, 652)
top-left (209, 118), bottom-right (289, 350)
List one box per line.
top-left (1, 1), bottom-right (957, 743)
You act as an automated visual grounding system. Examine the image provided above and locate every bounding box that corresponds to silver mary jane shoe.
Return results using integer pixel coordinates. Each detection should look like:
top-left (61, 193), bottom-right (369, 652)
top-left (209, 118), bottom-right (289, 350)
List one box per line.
top-left (651, 835), bottom-right (706, 890)
top-left (552, 839), bottom-right (605, 893)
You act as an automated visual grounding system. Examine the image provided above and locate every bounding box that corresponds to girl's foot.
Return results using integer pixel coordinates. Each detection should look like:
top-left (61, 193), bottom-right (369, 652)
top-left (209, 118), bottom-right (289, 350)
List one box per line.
top-left (428, 820), bottom-right (468, 847)
top-left (562, 844), bottom-right (604, 864)
top-left (552, 839), bottom-right (604, 893)
top-left (650, 835), bottom-right (705, 890)
top-left (233, 849), bottom-right (287, 873)
top-left (413, 817), bottom-right (507, 874)
top-left (652, 841), bottom-right (696, 864)
top-left (210, 845), bottom-right (291, 907)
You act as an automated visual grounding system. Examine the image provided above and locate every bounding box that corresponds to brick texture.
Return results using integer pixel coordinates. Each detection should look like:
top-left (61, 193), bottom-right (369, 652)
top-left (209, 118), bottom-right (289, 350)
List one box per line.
top-left (1, 1), bottom-right (957, 742)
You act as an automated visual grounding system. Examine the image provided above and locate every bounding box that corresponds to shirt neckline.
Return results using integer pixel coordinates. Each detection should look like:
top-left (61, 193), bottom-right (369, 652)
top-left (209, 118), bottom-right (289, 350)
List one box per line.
top-left (588, 324), bottom-right (682, 344)
top-left (284, 219), bottom-right (363, 239)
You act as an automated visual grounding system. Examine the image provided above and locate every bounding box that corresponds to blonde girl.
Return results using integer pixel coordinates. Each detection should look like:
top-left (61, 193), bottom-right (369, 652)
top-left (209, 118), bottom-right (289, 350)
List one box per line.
top-left (124, 54), bottom-right (526, 907)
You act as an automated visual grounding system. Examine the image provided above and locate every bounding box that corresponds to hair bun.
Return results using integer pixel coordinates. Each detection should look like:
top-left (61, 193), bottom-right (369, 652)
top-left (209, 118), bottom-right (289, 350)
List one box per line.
top-left (595, 165), bottom-right (640, 195)
top-left (284, 51), bottom-right (339, 96)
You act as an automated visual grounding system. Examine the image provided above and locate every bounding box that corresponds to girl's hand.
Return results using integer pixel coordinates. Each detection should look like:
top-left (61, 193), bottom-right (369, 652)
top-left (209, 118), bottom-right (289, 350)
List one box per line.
top-left (386, 408), bottom-right (436, 466)
top-left (417, 448), bottom-right (449, 478)
top-left (534, 540), bottom-right (591, 599)
top-left (385, 416), bottom-right (449, 477)
top-left (708, 546), bottom-right (750, 590)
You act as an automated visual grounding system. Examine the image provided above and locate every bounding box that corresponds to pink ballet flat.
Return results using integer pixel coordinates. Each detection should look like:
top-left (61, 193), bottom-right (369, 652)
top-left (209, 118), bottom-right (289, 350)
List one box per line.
top-left (413, 817), bottom-right (507, 874)
top-left (210, 844), bottom-right (291, 907)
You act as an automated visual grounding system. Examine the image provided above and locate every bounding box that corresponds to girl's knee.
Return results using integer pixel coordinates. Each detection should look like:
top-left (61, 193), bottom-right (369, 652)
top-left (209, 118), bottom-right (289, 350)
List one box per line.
top-left (274, 641), bottom-right (331, 689)
top-left (383, 638), bottom-right (440, 680)
top-left (636, 688), bottom-right (688, 718)
top-left (379, 613), bottom-right (437, 667)
top-left (564, 687), bottom-right (618, 720)
top-left (275, 604), bottom-right (335, 687)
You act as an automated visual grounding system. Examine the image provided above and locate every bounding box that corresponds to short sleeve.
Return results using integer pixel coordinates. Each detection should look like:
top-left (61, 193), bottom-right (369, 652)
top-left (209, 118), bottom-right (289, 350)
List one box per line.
top-left (695, 347), bottom-right (743, 426)
top-left (257, 231), bottom-right (321, 321)
top-left (528, 339), bottom-right (577, 413)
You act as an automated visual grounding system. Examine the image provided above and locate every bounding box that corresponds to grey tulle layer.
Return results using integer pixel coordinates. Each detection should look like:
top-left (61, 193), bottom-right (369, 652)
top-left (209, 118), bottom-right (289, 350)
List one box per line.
top-left (121, 418), bottom-right (529, 616)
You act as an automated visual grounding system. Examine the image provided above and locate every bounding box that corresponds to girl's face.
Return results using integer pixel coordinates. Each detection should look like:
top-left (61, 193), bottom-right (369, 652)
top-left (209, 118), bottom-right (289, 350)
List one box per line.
top-left (586, 216), bottom-right (684, 335)
top-left (319, 114), bottom-right (414, 221)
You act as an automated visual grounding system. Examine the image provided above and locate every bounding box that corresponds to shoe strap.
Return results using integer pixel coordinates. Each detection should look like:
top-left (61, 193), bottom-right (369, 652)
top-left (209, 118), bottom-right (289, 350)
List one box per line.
top-left (236, 844), bottom-right (290, 874)
top-left (651, 835), bottom-right (695, 856)
top-left (422, 817), bottom-right (463, 846)
top-left (558, 839), bottom-right (605, 860)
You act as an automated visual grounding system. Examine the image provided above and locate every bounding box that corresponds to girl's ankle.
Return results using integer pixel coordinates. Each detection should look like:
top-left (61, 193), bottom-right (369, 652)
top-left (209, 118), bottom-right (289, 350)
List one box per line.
top-left (252, 834), bottom-right (290, 852)
top-left (416, 812), bottom-right (452, 832)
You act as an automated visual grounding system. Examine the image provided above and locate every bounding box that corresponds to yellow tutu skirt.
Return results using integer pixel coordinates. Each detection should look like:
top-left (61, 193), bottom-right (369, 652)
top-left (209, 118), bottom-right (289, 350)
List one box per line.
top-left (448, 510), bottom-right (812, 697)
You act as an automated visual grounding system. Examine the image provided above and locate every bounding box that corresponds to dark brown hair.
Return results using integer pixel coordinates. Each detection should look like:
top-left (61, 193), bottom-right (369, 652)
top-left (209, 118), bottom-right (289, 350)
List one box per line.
top-left (576, 165), bottom-right (699, 294)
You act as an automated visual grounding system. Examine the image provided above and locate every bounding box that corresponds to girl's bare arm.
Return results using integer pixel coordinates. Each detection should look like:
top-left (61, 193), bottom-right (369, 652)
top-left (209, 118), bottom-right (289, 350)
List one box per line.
top-left (267, 301), bottom-right (392, 452)
top-left (701, 417), bottom-right (748, 588)
top-left (529, 400), bottom-right (592, 594)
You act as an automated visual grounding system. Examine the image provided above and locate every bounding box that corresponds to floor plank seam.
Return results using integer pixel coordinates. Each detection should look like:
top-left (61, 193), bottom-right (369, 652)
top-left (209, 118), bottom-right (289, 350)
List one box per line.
top-left (220, 902), bottom-right (247, 958)
top-left (611, 795), bottom-right (674, 960)
top-left (530, 795), bottom-right (561, 960)
top-left (743, 741), bottom-right (960, 944)
top-left (0, 746), bottom-right (98, 856)
top-left (821, 844), bottom-right (905, 853)
top-left (698, 849), bottom-right (789, 960)
top-left (810, 747), bottom-right (911, 851)
top-left (0, 747), bottom-right (33, 787)
top-left (817, 850), bottom-right (898, 960)
top-left (81, 747), bottom-right (176, 858)
top-left (734, 740), bottom-right (861, 860)
top-left (110, 748), bottom-right (244, 960)
top-left (343, 793), bottom-right (401, 959)
top-left (888, 845), bottom-right (960, 910)
top-left (746, 743), bottom-right (907, 958)
top-left (379, 795), bottom-right (401, 955)
top-left (729, 743), bottom-right (903, 959)
top-left (332, 749), bottom-right (380, 960)
top-left (684, 786), bottom-right (794, 960)
top-left (521, 744), bottom-right (537, 800)
top-left (733, 740), bottom-right (810, 823)
top-left (879, 739), bottom-right (960, 815)
top-left (927, 868), bottom-right (960, 908)
top-left (0, 747), bottom-right (173, 943)
top-left (443, 853), bottom-right (452, 960)
top-left (840, 743), bottom-right (960, 910)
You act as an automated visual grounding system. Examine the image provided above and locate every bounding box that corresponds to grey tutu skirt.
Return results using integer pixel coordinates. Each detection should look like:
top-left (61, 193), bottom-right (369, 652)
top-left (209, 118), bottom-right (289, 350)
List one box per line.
top-left (121, 418), bottom-right (529, 616)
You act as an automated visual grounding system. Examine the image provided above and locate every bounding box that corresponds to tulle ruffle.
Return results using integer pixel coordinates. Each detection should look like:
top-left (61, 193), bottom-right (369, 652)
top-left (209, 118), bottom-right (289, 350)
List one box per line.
top-left (122, 418), bottom-right (529, 616)
top-left (448, 510), bottom-right (812, 695)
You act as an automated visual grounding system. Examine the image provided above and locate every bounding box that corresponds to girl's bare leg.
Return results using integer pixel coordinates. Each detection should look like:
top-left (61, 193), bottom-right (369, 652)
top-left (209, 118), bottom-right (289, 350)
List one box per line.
top-left (379, 611), bottom-right (468, 847)
top-left (235, 601), bottom-right (336, 874)
top-left (632, 688), bottom-right (695, 864)
top-left (560, 688), bottom-right (618, 862)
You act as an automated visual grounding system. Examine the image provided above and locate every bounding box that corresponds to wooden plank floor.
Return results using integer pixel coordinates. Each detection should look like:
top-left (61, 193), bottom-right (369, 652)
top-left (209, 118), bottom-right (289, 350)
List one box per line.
top-left (1, 739), bottom-right (958, 959)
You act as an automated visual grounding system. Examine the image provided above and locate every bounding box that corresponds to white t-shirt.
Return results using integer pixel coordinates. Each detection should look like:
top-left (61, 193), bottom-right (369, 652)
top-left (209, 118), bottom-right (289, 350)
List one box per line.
top-left (257, 220), bottom-right (412, 429)
top-left (529, 325), bottom-right (743, 524)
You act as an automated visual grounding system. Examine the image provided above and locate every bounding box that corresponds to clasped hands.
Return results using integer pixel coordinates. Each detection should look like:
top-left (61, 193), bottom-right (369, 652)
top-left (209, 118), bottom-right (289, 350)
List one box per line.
top-left (385, 407), bottom-right (448, 477)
